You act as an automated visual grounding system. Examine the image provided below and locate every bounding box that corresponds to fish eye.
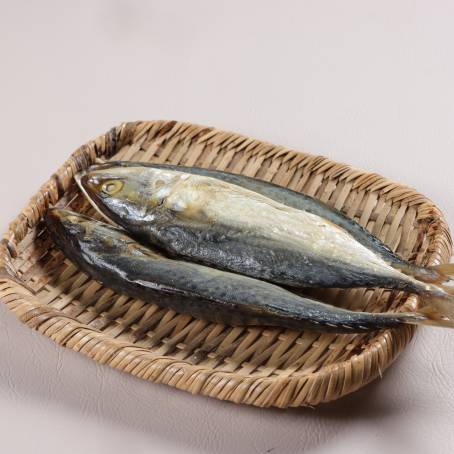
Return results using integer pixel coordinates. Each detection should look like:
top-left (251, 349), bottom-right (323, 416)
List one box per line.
top-left (101, 180), bottom-right (124, 195)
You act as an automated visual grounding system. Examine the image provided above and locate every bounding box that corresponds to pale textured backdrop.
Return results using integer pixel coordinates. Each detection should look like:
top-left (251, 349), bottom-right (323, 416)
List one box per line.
top-left (1, 1), bottom-right (454, 453)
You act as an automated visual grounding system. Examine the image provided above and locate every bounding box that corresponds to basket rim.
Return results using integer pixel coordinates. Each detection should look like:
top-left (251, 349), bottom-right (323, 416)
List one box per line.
top-left (0, 120), bottom-right (452, 408)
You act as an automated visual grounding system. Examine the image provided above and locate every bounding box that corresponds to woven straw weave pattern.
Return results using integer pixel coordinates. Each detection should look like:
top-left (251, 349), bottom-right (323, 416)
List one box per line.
top-left (0, 120), bottom-right (451, 408)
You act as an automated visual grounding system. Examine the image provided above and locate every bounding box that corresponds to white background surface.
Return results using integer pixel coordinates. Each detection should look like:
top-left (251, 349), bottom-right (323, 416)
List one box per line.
top-left (1, 1), bottom-right (454, 453)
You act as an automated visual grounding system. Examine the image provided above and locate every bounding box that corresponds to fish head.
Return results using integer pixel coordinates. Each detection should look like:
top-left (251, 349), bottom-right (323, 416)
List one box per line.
top-left (75, 163), bottom-right (183, 225)
top-left (45, 208), bottom-right (93, 241)
top-left (46, 208), bottom-right (164, 260)
top-left (45, 208), bottom-right (126, 254)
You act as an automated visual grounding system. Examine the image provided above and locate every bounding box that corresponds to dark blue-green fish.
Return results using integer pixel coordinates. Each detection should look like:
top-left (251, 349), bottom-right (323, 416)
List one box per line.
top-left (45, 209), bottom-right (454, 333)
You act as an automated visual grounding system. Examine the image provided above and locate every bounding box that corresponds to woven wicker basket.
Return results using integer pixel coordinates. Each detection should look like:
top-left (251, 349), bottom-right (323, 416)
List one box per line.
top-left (0, 120), bottom-right (451, 408)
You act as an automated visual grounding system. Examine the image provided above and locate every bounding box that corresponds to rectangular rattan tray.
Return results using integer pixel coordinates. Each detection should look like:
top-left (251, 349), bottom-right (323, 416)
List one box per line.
top-left (0, 120), bottom-right (451, 408)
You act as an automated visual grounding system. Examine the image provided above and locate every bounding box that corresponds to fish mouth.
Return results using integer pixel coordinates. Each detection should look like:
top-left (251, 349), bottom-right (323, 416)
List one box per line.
top-left (74, 170), bottom-right (94, 204)
top-left (74, 170), bottom-right (116, 225)
top-left (73, 170), bottom-right (84, 189)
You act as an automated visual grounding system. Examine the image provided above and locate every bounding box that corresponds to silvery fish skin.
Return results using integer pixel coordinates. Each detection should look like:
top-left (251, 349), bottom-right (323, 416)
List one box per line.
top-left (85, 161), bottom-right (445, 284)
top-left (76, 163), bottom-right (454, 308)
top-left (45, 209), bottom-right (446, 333)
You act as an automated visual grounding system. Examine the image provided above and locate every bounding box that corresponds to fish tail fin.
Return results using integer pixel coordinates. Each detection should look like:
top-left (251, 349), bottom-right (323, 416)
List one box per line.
top-left (400, 309), bottom-right (454, 329)
top-left (407, 283), bottom-right (454, 328)
top-left (428, 263), bottom-right (454, 283)
top-left (391, 262), bottom-right (454, 284)
top-left (440, 284), bottom-right (454, 296)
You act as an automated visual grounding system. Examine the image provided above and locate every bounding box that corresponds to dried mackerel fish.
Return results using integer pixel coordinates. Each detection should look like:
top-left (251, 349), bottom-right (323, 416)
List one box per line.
top-left (75, 162), bottom-right (454, 318)
top-left (45, 209), bottom-right (454, 333)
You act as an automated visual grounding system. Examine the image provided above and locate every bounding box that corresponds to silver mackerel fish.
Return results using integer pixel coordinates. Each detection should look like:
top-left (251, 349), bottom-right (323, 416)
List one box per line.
top-left (76, 162), bottom-right (454, 315)
top-left (45, 209), bottom-right (454, 332)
